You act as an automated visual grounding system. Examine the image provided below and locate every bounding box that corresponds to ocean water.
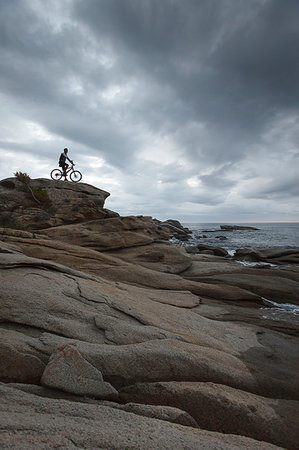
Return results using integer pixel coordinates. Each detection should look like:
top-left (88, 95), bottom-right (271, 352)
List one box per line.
top-left (182, 222), bottom-right (299, 251)
top-left (181, 222), bottom-right (299, 319)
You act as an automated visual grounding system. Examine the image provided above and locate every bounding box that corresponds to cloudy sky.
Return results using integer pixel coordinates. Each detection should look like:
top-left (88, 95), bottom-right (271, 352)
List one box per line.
top-left (0, 0), bottom-right (298, 222)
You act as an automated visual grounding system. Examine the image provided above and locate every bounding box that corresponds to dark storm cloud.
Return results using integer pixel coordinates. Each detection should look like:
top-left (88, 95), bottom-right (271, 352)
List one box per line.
top-left (74, 0), bottom-right (299, 120)
top-left (73, 0), bottom-right (299, 165)
top-left (0, 0), bottom-right (142, 168)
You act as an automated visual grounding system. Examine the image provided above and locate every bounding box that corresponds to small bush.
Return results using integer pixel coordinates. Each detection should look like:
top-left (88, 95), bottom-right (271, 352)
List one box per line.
top-left (32, 187), bottom-right (52, 207)
top-left (13, 171), bottom-right (52, 208)
top-left (14, 171), bottom-right (31, 185)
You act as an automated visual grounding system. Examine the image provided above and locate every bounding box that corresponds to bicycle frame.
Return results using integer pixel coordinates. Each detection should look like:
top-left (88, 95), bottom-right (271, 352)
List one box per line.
top-left (51, 163), bottom-right (82, 183)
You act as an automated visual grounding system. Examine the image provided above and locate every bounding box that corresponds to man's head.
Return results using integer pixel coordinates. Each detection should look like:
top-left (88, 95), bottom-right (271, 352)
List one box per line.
top-left (64, 148), bottom-right (68, 154)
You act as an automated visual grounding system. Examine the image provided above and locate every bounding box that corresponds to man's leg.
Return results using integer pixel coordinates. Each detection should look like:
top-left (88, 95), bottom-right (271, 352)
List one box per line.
top-left (63, 164), bottom-right (68, 179)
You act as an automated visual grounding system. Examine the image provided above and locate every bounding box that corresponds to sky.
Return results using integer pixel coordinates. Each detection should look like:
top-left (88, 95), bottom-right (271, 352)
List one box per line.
top-left (0, 0), bottom-right (298, 223)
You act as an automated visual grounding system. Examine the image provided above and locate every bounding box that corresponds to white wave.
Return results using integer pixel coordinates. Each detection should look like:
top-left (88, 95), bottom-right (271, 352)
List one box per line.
top-left (236, 260), bottom-right (277, 267)
top-left (261, 298), bottom-right (299, 316)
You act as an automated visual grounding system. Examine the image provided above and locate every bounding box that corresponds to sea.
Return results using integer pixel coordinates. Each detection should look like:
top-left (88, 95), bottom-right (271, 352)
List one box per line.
top-left (181, 222), bottom-right (299, 252)
top-left (180, 222), bottom-right (299, 320)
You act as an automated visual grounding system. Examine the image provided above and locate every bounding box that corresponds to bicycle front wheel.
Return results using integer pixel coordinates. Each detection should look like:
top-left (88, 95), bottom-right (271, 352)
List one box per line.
top-left (51, 169), bottom-right (63, 181)
top-left (70, 170), bottom-right (82, 182)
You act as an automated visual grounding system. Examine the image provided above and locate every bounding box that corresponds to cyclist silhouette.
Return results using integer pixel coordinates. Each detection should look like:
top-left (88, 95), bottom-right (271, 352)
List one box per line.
top-left (59, 148), bottom-right (73, 179)
top-left (51, 150), bottom-right (82, 182)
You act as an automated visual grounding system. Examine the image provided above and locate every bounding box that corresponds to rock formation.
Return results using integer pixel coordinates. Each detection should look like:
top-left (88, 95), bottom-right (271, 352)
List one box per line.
top-left (0, 176), bottom-right (298, 449)
top-left (221, 225), bottom-right (260, 231)
top-left (234, 247), bottom-right (299, 264)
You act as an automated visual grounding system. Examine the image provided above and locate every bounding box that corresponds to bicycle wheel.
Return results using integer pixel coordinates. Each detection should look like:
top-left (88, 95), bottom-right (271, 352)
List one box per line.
top-left (51, 169), bottom-right (63, 180)
top-left (70, 170), bottom-right (82, 182)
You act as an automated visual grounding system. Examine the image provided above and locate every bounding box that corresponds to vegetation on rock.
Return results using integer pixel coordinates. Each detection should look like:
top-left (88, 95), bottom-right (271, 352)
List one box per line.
top-left (14, 171), bottom-right (52, 207)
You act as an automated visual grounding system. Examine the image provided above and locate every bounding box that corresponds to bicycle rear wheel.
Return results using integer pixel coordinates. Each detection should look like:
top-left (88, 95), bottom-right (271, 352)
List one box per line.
top-left (70, 170), bottom-right (82, 182)
top-left (51, 169), bottom-right (63, 180)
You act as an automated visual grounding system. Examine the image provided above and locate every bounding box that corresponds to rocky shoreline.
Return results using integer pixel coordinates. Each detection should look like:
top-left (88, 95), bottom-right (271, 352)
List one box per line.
top-left (0, 177), bottom-right (298, 449)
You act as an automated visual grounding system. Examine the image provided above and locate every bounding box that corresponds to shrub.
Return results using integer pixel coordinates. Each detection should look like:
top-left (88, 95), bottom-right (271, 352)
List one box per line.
top-left (13, 171), bottom-right (52, 208)
top-left (32, 187), bottom-right (52, 207)
top-left (14, 171), bottom-right (31, 185)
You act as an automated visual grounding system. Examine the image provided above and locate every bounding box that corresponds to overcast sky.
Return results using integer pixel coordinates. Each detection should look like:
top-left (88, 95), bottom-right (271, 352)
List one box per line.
top-left (0, 0), bottom-right (298, 222)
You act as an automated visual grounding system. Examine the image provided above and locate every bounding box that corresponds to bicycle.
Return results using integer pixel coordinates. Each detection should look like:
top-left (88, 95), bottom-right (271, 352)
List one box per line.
top-left (50, 163), bottom-right (82, 183)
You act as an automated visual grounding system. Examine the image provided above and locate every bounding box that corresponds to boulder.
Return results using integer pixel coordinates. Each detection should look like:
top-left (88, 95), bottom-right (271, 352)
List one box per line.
top-left (106, 242), bottom-right (192, 274)
top-left (197, 244), bottom-right (228, 257)
top-left (120, 381), bottom-right (298, 449)
top-left (32, 336), bottom-right (263, 395)
top-left (41, 343), bottom-right (118, 399)
top-left (0, 328), bottom-right (46, 383)
top-left (200, 249), bottom-right (215, 255)
top-left (181, 255), bottom-right (243, 278)
top-left (159, 219), bottom-right (192, 241)
top-left (181, 253), bottom-right (299, 305)
top-left (0, 177), bottom-right (113, 229)
top-left (162, 219), bottom-right (189, 231)
top-left (199, 270), bottom-right (299, 304)
top-left (234, 247), bottom-right (299, 264)
top-left (185, 245), bottom-right (199, 254)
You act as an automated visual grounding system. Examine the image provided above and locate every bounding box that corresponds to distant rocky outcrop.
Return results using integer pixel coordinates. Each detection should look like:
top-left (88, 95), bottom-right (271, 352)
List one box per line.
top-left (202, 225), bottom-right (259, 232)
top-left (221, 225), bottom-right (259, 231)
top-left (0, 176), bottom-right (298, 449)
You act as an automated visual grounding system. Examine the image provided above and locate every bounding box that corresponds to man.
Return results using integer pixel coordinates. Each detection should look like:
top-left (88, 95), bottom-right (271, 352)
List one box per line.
top-left (59, 148), bottom-right (73, 179)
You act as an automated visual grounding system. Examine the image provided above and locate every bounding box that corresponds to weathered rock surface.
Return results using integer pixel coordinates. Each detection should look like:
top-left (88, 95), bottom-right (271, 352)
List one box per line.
top-left (106, 242), bottom-right (192, 273)
top-left (159, 219), bottom-right (192, 241)
top-left (0, 177), bottom-right (113, 229)
top-left (7, 382), bottom-right (198, 427)
top-left (0, 384), bottom-right (280, 449)
top-left (181, 253), bottom-right (299, 304)
top-left (234, 247), bottom-right (299, 264)
top-left (41, 343), bottom-right (118, 399)
top-left (40, 215), bottom-right (172, 251)
top-left (197, 243), bottom-right (229, 257)
top-left (120, 381), bottom-right (298, 449)
top-left (0, 177), bottom-right (298, 449)
top-left (0, 230), bottom-right (262, 303)
top-left (117, 402), bottom-right (199, 428)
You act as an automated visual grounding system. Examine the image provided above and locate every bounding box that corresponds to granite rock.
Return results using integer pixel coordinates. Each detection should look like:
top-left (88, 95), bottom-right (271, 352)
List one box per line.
top-left (120, 381), bottom-right (298, 449)
top-left (41, 343), bottom-right (118, 399)
top-left (0, 383), bottom-right (280, 449)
